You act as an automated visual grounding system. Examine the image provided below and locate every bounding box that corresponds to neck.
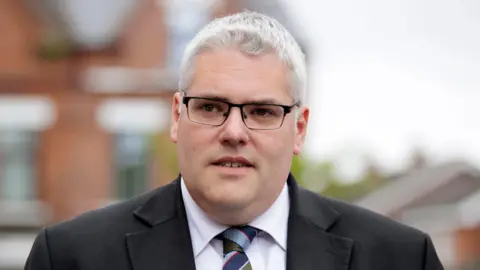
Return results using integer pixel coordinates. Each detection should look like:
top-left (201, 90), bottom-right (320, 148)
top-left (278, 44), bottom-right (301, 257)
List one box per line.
top-left (197, 189), bottom-right (283, 226)
top-left (204, 206), bottom-right (261, 226)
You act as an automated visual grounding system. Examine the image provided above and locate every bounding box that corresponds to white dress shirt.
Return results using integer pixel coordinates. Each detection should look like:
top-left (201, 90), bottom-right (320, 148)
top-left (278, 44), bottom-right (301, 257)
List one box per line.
top-left (181, 178), bottom-right (290, 270)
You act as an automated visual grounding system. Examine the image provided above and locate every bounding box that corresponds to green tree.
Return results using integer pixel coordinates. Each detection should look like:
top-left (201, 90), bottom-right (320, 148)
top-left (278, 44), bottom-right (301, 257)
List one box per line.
top-left (321, 163), bottom-right (386, 202)
top-left (290, 155), bottom-right (308, 187)
top-left (290, 155), bottom-right (387, 202)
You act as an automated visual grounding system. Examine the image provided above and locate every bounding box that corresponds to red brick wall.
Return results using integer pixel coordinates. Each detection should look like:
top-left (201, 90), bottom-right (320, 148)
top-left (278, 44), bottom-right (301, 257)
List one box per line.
top-left (119, 0), bottom-right (168, 68)
top-left (455, 227), bottom-right (480, 265)
top-left (0, 0), bottom-right (41, 77)
top-left (38, 94), bottom-right (112, 222)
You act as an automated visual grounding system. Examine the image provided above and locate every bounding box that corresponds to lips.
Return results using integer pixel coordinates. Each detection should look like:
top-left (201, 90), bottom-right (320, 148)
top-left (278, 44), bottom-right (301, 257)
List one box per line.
top-left (212, 156), bottom-right (254, 168)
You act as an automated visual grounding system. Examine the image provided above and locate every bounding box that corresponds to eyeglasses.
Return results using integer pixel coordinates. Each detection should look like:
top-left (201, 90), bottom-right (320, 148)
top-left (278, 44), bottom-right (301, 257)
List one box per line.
top-left (182, 96), bottom-right (298, 130)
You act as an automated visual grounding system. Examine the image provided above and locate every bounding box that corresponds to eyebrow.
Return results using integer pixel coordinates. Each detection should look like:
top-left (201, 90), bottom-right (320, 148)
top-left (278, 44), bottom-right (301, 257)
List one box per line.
top-left (195, 94), bottom-right (284, 105)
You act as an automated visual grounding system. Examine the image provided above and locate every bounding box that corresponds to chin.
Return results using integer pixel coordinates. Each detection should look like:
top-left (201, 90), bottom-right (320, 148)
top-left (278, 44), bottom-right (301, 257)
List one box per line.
top-left (209, 192), bottom-right (252, 209)
top-left (215, 199), bottom-right (251, 213)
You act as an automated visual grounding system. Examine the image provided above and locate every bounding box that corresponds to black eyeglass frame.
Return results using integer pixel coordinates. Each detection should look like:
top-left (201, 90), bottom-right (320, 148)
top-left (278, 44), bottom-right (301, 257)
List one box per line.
top-left (181, 96), bottom-right (299, 130)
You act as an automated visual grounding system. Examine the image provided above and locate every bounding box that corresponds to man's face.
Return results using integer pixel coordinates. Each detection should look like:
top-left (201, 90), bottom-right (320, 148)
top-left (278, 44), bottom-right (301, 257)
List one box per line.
top-left (170, 48), bottom-right (309, 223)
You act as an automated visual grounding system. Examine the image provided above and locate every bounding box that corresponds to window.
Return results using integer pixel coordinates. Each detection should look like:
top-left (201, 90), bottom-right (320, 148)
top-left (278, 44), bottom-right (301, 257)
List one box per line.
top-left (0, 131), bottom-right (37, 201)
top-left (114, 133), bottom-right (151, 200)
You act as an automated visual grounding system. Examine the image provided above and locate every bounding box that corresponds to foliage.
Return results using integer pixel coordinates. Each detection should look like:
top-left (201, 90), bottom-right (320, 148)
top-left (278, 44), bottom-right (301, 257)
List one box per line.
top-left (321, 167), bottom-right (386, 202)
top-left (151, 131), bottom-right (180, 178)
top-left (37, 32), bottom-right (74, 61)
top-left (290, 155), bottom-right (308, 186)
top-left (292, 156), bottom-right (387, 202)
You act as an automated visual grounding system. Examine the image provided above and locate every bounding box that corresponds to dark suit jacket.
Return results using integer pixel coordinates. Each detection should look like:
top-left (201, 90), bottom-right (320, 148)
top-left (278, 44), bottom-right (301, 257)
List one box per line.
top-left (25, 174), bottom-right (444, 270)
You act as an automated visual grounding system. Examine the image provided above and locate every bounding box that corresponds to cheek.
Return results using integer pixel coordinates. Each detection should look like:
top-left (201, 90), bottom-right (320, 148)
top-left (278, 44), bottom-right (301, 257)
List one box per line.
top-left (254, 131), bottom-right (295, 161)
top-left (178, 124), bottom-right (214, 155)
top-left (177, 129), bottom-right (204, 173)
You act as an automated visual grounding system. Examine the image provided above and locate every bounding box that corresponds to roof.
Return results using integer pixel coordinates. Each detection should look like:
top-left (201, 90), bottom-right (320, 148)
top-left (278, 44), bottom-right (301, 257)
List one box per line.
top-left (406, 172), bottom-right (480, 208)
top-left (354, 161), bottom-right (480, 216)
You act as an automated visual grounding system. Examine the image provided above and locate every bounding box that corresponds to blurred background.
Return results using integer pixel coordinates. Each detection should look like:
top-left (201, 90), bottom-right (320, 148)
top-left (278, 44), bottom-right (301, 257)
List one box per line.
top-left (0, 0), bottom-right (478, 269)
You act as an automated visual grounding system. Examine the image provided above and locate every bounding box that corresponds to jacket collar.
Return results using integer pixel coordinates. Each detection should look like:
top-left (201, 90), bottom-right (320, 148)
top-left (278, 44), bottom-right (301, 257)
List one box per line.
top-left (127, 174), bottom-right (354, 270)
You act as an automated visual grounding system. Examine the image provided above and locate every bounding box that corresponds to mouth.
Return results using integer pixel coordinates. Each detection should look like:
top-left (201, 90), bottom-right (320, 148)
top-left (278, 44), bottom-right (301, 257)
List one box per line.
top-left (211, 157), bottom-right (255, 168)
top-left (212, 161), bottom-right (254, 168)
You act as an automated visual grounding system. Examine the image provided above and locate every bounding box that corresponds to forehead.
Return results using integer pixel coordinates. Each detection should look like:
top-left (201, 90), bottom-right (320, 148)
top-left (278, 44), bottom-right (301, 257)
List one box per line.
top-left (188, 48), bottom-right (292, 103)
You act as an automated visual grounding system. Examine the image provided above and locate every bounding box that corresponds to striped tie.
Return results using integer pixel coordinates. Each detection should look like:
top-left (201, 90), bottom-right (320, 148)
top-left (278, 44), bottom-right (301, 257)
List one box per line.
top-left (218, 226), bottom-right (259, 270)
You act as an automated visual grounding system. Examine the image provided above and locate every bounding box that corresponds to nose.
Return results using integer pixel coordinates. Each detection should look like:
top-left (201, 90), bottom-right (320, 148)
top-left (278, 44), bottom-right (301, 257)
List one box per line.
top-left (218, 107), bottom-right (249, 147)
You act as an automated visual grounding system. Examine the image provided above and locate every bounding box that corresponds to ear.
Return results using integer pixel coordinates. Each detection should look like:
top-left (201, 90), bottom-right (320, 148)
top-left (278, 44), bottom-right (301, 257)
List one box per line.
top-left (170, 92), bottom-right (183, 143)
top-left (293, 106), bottom-right (310, 155)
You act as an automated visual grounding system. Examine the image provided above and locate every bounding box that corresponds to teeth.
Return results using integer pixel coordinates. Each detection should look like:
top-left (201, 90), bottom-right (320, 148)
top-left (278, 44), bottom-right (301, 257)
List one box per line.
top-left (218, 162), bottom-right (248, 168)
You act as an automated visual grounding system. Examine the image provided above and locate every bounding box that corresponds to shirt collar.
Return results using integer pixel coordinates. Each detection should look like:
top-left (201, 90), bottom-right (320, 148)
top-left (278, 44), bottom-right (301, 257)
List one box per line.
top-left (181, 177), bottom-right (290, 257)
top-left (249, 183), bottom-right (289, 251)
top-left (181, 179), bottom-right (228, 257)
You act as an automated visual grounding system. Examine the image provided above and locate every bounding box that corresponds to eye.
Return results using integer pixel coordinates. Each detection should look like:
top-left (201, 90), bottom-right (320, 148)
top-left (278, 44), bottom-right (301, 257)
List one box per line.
top-left (249, 106), bottom-right (279, 117)
top-left (201, 103), bottom-right (217, 112)
top-left (193, 100), bottom-right (226, 113)
top-left (253, 108), bottom-right (273, 116)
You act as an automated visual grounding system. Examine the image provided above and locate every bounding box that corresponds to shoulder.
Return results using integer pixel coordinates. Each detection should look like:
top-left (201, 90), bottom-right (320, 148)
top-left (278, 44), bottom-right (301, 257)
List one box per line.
top-left (43, 180), bottom-right (178, 244)
top-left (26, 181), bottom-right (179, 266)
top-left (48, 189), bottom-right (154, 234)
top-left (297, 188), bottom-right (443, 268)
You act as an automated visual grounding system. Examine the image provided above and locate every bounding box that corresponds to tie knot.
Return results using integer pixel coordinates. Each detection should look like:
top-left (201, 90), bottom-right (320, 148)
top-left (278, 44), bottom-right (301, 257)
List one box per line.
top-left (219, 225), bottom-right (260, 252)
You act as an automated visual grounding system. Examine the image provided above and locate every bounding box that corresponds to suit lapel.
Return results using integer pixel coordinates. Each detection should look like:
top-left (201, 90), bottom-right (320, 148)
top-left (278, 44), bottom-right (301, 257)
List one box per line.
top-left (126, 177), bottom-right (196, 270)
top-left (124, 174), bottom-right (353, 270)
top-left (286, 175), bottom-right (354, 270)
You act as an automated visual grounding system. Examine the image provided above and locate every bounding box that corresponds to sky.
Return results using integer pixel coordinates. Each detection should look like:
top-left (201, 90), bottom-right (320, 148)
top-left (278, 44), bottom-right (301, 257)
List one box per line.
top-left (280, 0), bottom-right (480, 181)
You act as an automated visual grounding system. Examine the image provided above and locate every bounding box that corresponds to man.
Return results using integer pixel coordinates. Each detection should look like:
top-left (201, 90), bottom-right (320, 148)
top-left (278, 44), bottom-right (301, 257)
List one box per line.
top-left (25, 11), bottom-right (443, 270)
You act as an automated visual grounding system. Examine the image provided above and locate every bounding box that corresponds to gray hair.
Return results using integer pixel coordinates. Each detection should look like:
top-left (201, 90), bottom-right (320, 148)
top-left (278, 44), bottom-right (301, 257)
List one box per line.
top-left (178, 10), bottom-right (307, 106)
